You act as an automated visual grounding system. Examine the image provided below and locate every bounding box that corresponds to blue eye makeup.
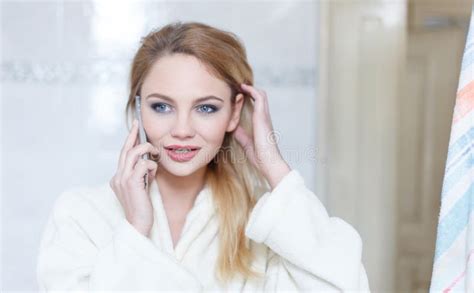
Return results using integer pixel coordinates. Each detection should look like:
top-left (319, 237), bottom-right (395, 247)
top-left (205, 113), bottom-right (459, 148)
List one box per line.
top-left (197, 104), bottom-right (219, 114)
top-left (150, 103), bottom-right (220, 114)
top-left (151, 102), bottom-right (172, 113)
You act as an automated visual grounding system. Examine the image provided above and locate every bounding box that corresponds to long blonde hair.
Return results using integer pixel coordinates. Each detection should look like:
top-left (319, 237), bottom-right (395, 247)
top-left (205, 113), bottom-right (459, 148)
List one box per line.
top-left (124, 21), bottom-right (269, 284)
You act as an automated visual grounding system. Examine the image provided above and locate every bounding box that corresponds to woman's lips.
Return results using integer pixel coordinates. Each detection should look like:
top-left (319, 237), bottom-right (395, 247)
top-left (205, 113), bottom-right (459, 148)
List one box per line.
top-left (165, 145), bottom-right (200, 150)
top-left (165, 148), bottom-right (200, 162)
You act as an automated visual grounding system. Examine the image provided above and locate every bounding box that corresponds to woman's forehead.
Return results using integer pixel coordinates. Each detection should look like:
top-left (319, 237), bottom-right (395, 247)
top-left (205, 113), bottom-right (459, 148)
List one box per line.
top-left (142, 54), bottom-right (231, 100)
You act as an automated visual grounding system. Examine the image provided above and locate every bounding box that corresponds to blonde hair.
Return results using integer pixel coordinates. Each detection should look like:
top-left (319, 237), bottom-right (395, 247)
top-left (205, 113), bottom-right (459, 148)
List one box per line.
top-left (124, 21), bottom-right (269, 284)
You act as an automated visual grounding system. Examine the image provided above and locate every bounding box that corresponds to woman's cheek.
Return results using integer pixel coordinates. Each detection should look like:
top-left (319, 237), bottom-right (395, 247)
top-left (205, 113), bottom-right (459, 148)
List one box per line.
top-left (195, 117), bottom-right (228, 145)
top-left (144, 119), bottom-right (173, 148)
top-left (187, 118), bottom-right (222, 157)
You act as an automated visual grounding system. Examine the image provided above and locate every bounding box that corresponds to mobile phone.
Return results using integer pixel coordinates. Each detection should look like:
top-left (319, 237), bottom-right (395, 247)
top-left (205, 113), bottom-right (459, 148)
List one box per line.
top-left (134, 95), bottom-right (149, 189)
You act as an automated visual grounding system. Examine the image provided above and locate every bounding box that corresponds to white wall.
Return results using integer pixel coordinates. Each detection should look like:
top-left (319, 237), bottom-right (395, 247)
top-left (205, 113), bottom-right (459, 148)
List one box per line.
top-left (318, 0), bottom-right (407, 290)
top-left (0, 1), bottom-right (318, 290)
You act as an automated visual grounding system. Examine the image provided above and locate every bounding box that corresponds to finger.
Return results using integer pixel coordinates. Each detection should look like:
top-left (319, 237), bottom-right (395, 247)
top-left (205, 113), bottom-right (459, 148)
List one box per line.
top-left (257, 89), bottom-right (271, 114)
top-left (118, 119), bottom-right (139, 172)
top-left (139, 155), bottom-right (159, 178)
top-left (240, 84), bottom-right (265, 113)
top-left (241, 85), bottom-right (272, 132)
top-left (254, 87), bottom-right (270, 114)
top-left (233, 126), bottom-right (258, 166)
top-left (134, 158), bottom-right (158, 173)
top-left (123, 142), bottom-right (159, 178)
top-left (124, 142), bottom-right (159, 178)
top-left (233, 125), bottom-right (253, 148)
top-left (131, 159), bottom-right (158, 187)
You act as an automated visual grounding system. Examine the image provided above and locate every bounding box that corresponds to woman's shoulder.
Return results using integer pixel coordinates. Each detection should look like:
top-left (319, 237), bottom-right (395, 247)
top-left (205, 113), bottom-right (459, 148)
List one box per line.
top-left (41, 182), bottom-right (125, 250)
top-left (51, 181), bottom-right (124, 225)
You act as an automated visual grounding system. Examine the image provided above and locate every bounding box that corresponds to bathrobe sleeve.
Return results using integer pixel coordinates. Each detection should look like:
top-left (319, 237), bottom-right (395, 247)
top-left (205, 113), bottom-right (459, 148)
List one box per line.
top-left (36, 190), bottom-right (202, 291)
top-left (245, 169), bottom-right (370, 292)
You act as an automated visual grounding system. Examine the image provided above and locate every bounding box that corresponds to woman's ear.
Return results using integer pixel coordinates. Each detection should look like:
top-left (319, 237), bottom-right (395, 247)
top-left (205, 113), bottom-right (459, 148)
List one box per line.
top-left (226, 93), bottom-right (245, 132)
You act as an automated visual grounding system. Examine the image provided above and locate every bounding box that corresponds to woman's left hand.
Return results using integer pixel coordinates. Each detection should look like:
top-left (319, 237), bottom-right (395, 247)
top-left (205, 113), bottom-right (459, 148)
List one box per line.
top-left (232, 83), bottom-right (291, 190)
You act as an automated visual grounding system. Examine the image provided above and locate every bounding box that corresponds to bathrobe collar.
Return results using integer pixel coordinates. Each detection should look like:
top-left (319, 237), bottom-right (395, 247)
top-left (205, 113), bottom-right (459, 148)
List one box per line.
top-left (148, 178), bottom-right (216, 261)
top-left (147, 178), bottom-right (268, 280)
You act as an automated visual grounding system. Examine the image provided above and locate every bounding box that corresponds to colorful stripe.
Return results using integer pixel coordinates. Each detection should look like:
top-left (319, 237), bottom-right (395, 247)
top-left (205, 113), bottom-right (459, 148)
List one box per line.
top-left (430, 5), bottom-right (474, 292)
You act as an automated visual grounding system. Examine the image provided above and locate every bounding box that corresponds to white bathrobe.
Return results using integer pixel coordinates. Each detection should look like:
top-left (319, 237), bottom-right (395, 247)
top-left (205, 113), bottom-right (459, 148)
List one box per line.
top-left (36, 169), bottom-right (370, 292)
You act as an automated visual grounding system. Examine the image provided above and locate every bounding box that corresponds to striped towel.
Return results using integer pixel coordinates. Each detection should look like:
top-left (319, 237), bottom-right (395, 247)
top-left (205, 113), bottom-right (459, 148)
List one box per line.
top-left (430, 5), bottom-right (474, 292)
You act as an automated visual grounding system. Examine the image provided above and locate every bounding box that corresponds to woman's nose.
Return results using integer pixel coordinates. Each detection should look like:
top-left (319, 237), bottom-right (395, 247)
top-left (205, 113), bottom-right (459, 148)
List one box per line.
top-left (170, 113), bottom-right (195, 138)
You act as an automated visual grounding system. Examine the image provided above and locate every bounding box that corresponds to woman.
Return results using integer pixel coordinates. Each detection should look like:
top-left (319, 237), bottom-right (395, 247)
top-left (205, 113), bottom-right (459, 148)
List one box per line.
top-left (37, 21), bottom-right (370, 291)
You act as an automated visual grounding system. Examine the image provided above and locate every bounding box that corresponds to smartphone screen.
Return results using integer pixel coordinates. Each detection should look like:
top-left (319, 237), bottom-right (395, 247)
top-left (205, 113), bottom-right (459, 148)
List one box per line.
top-left (135, 95), bottom-right (149, 160)
top-left (134, 95), bottom-right (150, 189)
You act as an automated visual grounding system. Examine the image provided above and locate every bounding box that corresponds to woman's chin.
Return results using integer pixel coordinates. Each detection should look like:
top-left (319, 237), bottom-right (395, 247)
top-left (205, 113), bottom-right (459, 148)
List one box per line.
top-left (158, 160), bottom-right (207, 177)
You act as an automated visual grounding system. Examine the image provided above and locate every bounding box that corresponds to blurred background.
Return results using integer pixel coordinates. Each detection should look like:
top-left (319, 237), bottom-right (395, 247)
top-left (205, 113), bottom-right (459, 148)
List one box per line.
top-left (1, 0), bottom-right (472, 292)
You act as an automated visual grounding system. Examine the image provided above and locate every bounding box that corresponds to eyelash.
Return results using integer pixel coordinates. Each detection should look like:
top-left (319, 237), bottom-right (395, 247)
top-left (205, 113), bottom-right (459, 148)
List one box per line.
top-left (150, 103), bottom-right (219, 114)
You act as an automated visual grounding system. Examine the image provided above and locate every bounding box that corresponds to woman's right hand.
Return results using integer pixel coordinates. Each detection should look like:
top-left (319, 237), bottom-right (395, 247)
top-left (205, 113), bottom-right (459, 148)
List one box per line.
top-left (109, 119), bottom-right (159, 237)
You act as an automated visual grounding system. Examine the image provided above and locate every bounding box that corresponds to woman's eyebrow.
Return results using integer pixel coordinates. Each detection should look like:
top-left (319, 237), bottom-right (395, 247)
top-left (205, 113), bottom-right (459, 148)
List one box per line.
top-left (145, 93), bottom-right (224, 103)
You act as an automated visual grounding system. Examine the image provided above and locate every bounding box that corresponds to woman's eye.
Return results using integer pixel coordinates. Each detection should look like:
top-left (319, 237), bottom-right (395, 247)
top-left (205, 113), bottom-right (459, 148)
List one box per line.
top-left (150, 103), bottom-right (218, 114)
top-left (197, 104), bottom-right (219, 114)
top-left (151, 103), bottom-right (172, 113)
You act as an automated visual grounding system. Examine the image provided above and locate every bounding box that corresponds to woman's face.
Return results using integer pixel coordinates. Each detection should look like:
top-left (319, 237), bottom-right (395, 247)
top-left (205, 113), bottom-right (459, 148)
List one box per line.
top-left (140, 53), bottom-right (244, 177)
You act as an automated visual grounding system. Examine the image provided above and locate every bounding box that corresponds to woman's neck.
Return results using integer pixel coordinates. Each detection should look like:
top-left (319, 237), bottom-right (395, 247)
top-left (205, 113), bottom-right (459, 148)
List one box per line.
top-left (155, 166), bottom-right (207, 213)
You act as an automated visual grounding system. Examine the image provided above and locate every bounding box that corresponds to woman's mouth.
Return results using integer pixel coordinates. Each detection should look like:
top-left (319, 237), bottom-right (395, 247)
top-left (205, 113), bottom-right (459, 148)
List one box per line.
top-left (164, 146), bottom-right (201, 162)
